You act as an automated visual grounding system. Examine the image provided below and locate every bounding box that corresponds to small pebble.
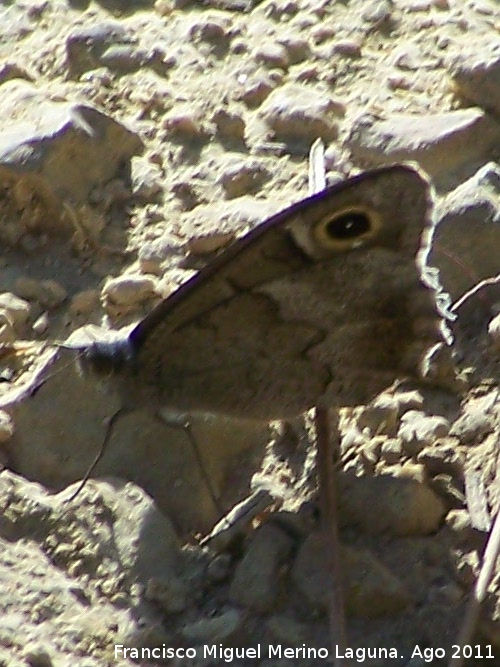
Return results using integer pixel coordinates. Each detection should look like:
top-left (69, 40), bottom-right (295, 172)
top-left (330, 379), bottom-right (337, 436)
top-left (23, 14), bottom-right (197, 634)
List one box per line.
top-left (32, 312), bottom-right (49, 334)
top-left (14, 278), bottom-right (66, 309)
top-left (0, 311), bottom-right (16, 344)
top-left (69, 290), bottom-right (99, 316)
top-left (362, 0), bottom-right (392, 25)
top-left (23, 645), bottom-right (53, 667)
top-left (379, 438), bottom-right (403, 465)
top-left (488, 313), bottom-right (500, 352)
top-left (252, 43), bottom-right (290, 69)
top-left (102, 274), bottom-right (158, 307)
top-left (218, 159), bottom-right (270, 198)
top-left (0, 292), bottom-right (31, 327)
top-left (162, 108), bottom-right (206, 138)
top-left (154, 0), bottom-right (174, 15)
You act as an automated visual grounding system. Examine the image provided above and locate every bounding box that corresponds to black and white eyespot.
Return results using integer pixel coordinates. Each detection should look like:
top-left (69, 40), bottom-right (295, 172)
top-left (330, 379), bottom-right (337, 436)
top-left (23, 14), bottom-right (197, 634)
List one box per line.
top-left (313, 206), bottom-right (380, 251)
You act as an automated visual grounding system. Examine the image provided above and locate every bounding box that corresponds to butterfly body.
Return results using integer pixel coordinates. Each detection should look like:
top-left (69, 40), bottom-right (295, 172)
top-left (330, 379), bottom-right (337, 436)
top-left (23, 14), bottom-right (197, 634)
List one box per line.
top-left (82, 165), bottom-right (451, 420)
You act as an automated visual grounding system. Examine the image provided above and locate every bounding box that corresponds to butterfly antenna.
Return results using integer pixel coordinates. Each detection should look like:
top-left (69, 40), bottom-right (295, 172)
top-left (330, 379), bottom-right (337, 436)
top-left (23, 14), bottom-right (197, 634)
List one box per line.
top-left (65, 408), bottom-right (124, 503)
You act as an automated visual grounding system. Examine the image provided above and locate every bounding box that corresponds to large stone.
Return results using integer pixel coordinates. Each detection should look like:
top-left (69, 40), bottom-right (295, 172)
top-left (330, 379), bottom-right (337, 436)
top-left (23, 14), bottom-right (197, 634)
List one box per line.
top-left (450, 38), bottom-right (500, 117)
top-left (66, 22), bottom-right (134, 77)
top-left (180, 196), bottom-right (280, 242)
top-left (0, 81), bottom-right (143, 243)
top-left (0, 471), bottom-right (186, 666)
top-left (346, 109), bottom-right (500, 180)
top-left (430, 162), bottom-right (500, 301)
top-left (2, 345), bottom-right (269, 535)
top-left (260, 83), bottom-right (344, 144)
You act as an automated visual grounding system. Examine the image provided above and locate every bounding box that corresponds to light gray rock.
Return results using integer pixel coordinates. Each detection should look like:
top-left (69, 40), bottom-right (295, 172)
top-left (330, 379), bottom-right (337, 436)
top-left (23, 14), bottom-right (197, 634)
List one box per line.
top-left (69, 289), bottom-right (100, 317)
top-left (392, 43), bottom-right (438, 71)
top-left (362, 0), bottom-right (393, 27)
top-left (0, 311), bottom-right (16, 344)
top-left (237, 73), bottom-right (279, 107)
top-left (0, 410), bottom-right (14, 443)
top-left (188, 15), bottom-right (232, 54)
top-left (398, 410), bottom-right (451, 456)
top-left (253, 42), bottom-right (290, 69)
top-left (445, 508), bottom-right (476, 544)
top-left (346, 109), bottom-right (500, 179)
top-left (430, 163), bottom-right (500, 301)
top-left (65, 22), bottom-right (135, 77)
top-left (179, 196), bottom-right (279, 241)
top-left (14, 278), bottom-right (67, 310)
top-left (0, 292), bottom-right (31, 328)
top-left (102, 274), bottom-right (159, 308)
top-left (379, 438), bottom-right (404, 465)
top-left (162, 105), bottom-right (211, 139)
top-left (449, 391), bottom-right (498, 445)
top-left (355, 393), bottom-right (400, 436)
top-left (98, 44), bottom-right (151, 73)
top-left (260, 83), bottom-right (344, 144)
top-left (131, 156), bottom-right (163, 201)
top-left (329, 39), bottom-right (362, 58)
top-left (488, 313), bottom-right (500, 352)
top-left (277, 34), bottom-right (311, 64)
top-left (450, 38), bottom-right (500, 117)
top-left (66, 22), bottom-right (171, 79)
top-left (218, 157), bottom-right (270, 198)
top-left (0, 81), bottom-right (143, 244)
top-left (0, 471), bottom-right (187, 666)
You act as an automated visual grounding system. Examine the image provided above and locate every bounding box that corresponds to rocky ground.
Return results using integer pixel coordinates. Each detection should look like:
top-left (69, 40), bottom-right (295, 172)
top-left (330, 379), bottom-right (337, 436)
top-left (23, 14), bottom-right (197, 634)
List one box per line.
top-left (0, 0), bottom-right (499, 666)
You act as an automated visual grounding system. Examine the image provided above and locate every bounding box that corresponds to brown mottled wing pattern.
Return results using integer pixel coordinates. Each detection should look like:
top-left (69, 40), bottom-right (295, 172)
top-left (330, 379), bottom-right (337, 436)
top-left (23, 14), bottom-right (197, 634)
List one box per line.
top-left (114, 165), bottom-right (449, 419)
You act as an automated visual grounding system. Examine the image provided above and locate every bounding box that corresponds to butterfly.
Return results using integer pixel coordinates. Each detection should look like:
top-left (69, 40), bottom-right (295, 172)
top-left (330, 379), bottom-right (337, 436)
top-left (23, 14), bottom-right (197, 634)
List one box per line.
top-left (79, 164), bottom-right (451, 420)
